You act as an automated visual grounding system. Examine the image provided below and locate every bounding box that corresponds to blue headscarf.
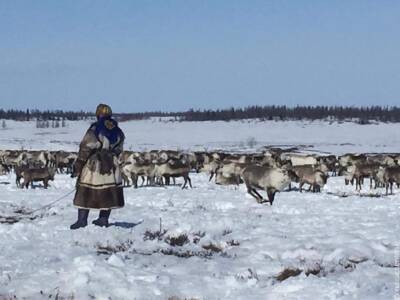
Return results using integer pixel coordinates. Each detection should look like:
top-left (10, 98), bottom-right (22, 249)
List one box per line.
top-left (94, 116), bottom-right (123, 145)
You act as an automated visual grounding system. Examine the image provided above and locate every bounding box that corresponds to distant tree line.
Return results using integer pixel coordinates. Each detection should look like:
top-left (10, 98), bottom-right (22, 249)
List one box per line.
top-left (180, 106), bottom-right (400, 123)
top-left (114, 105), bottom-right (400, 123)
top-left (1, 105), bottom-right (400, 123)
top-left (36, 119), bottom-right (67, 128)
top-left (0, 109), bottom-right (165, 121)
top-left (114, 111), bottom-right (173, 121)
top-left (0, 109), bottom-right (92, 121)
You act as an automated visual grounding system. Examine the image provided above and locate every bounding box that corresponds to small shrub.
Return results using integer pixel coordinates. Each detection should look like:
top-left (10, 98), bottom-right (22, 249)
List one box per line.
top-left (222, 228), bottom-right (233, 236)
top-left (96, 240), bottom-right (133, 255)
top-left (160, 248), bottom-right (212, 259)
top-left (192, 231), bottom-right (206, 244)
top-left (235, 268), bottom-right (259, 282)
top-left (202, 243), bottom-right (223, 253)
top-left (143, 229), bottom-right (167, 241)
top-left (275, 268), bottom-right (302, 282)
top-left (246, 137), bottom-right (257, 148)
top-left (165, 234), bottom-right (189, 247)
top-left (226, 239), bottom-right (240, 246)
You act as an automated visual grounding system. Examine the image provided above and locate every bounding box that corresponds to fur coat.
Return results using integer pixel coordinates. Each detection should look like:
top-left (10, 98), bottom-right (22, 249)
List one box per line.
top-left (73, 117), bottom-right (125, 210)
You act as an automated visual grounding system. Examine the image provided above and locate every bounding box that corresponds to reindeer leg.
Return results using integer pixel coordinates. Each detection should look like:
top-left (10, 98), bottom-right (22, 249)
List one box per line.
top-left (236, 175), bottom-right (241, 186)
top-left (247, 189), bottom-right (262, 202)
top-left (133, 174), bottom-right (138, 188)
top-left (209, 172), bottom-right (214, 182)
top-left (391, 181), bottom-right (393, 195)
top-left (181, 176), bottom-right (188, 189)
top-left (267, 189), bottom-right (276, 205)
top-left (187, 176), bottom-right (192, 188)
top-left (246, 186), bottom-right (263, 203)
top-left (253, 189), bottom-right (266, 203)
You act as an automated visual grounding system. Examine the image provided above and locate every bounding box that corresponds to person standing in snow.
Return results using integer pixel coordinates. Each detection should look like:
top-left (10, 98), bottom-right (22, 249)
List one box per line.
top-left (70, 104), bottom-right (125, 230)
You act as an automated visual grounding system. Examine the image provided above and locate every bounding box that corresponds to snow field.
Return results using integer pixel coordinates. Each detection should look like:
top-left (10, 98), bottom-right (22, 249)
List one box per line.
top-left (0, 173), bottom-right (398, 299)
top-left (1, 119), bottom-right (400, 154)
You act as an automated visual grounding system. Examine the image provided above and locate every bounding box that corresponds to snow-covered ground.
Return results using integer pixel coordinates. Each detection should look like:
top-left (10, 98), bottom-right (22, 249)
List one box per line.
top-left (1, 119), bottom-right (400, 154)
top-left (0, 120), bottom-right (399, 299)
top-left (0, 174), bottom-right (398, 299)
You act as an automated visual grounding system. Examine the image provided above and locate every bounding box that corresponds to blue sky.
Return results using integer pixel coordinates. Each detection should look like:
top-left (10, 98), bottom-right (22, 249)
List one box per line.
top-left (0, 1), bottom-right (399, 112)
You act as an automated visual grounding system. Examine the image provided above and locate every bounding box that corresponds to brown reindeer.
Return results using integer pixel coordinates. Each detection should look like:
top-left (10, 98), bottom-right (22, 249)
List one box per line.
top-left (21, 167), bottom-right (56, 189)
top-left (293, 165), bottom-right (328, 193)
top-left (377, 166), bottom-right (400, 195)
top-left (154, 158), bottom-right (192, 189)
top-left (241, 165), bottom-right (292, 205)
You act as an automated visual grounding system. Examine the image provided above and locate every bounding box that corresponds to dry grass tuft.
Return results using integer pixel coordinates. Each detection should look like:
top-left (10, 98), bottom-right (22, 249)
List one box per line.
top-left (202, 243), bottom-right (223, 253)
top-left (275, 268), bottom-right (302, 282)
top-left (96, 240), bottom-right (133, 255)
top-left (165, 234), bottom-right (189, 247)
top-left (143, 229), bottom-right (167, 241)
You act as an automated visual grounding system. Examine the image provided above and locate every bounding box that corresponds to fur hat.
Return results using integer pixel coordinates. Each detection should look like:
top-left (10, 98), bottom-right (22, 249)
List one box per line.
top-left (96, 104), bottom-right (112, 117)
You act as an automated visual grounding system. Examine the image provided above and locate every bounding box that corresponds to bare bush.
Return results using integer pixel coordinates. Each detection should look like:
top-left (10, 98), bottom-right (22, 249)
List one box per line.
top-left (143, 229), bottom-right (167, 241)
top-left (275, 268), bottom-right (302, 282)
top-left (165, 234), bottom-right (189, 247)
top-left (202, 243), bottom-right (223, 253)
top-left (96, 240), bottom-right (133, 255)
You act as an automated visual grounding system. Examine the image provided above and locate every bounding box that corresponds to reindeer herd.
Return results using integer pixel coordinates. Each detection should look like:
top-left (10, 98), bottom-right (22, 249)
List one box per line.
top-left (1, 148), bottom-right (400, 204)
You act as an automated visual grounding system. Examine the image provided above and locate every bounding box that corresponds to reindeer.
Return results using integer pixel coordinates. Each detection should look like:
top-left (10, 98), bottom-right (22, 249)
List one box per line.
top-left (122, 158), bottom-right (155, 188)
top-left (344, 163), bottom-right (380, 191)
top-left (241, 165), bottom-right (292, 205)
top-left (55, 151), bottom-right (77, 173)
top-left (292, 165), bottom-right (328, 193)
top-left (200, 158), bottom-right (221, 182)
top-left (15, 151), bottom-right (53, 168)
top-left (15, 165), bottom-right (29, 187)
top-left (0, 163), bottom-right (10, 175)
top-left (1, 150), bottom-right (23, 170)
top-left (21, 167), bottom-right (56, 189)
top-left (338, 153), bottom-right (367, 169)
top-left (154, 158), bottom-right (192, 189)
top-left (376, 166), bottom-right (400, 195)
top-left (317, 155), bottom-right (338, 175)
top-left (215, 161), bottom-right (249, 185)
top-left (366, 154), bottom-right (397, 167)
top-left (282, 153), bottom-right (318, 167)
